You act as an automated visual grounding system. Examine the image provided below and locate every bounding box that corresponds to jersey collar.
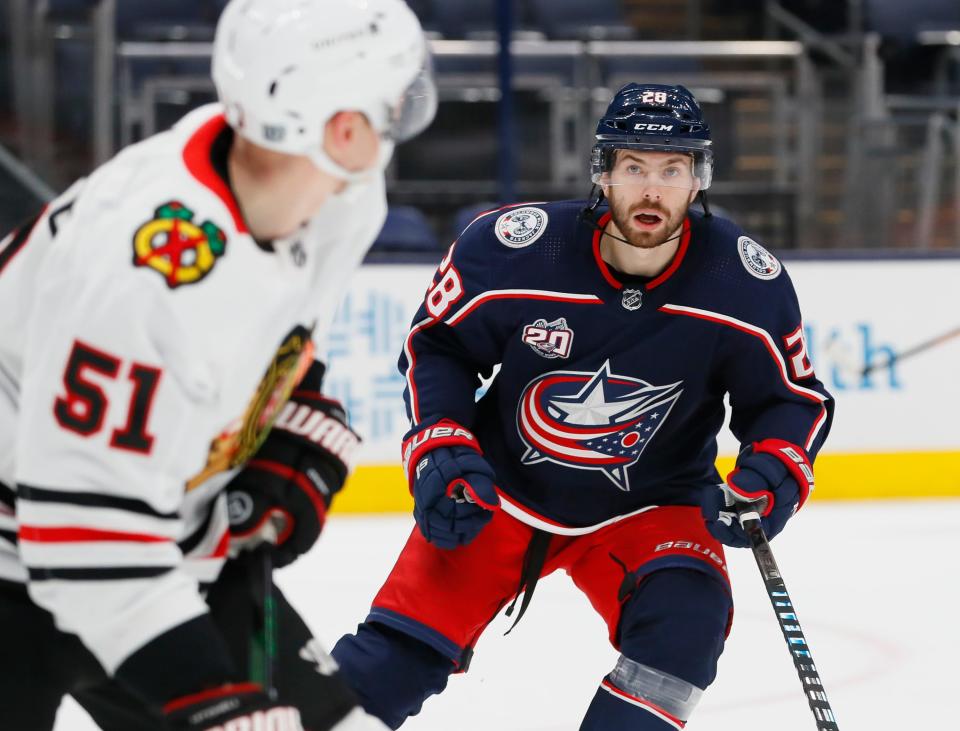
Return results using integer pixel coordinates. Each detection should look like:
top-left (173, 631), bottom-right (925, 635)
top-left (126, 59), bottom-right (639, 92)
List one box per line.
top-left (182, 113), bottom-right (249, 235)
top-left (591, 213), bottom-right (691, 291)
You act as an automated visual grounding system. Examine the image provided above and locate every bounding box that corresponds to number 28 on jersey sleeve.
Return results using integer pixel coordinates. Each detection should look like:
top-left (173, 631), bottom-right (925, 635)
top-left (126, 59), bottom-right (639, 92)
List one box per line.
top-left (425, 246), bottom-right (465, 320)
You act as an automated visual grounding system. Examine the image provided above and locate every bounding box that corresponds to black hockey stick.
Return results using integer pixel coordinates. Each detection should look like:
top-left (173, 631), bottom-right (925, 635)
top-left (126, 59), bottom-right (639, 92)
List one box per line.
top-left (737, 507), bottom-right (840, 730)
top-left (859, 325), bottom-right (960, 377)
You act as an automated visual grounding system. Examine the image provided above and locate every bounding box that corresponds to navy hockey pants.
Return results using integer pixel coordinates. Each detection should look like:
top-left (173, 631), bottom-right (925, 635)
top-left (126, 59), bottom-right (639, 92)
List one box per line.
top-left (333, 567), bottom-right (732, 729)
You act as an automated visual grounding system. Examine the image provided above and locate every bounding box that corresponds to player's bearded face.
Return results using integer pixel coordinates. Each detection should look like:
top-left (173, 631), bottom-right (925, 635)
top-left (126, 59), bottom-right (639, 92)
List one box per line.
top-left (604, 151), bottom-right (699, 249)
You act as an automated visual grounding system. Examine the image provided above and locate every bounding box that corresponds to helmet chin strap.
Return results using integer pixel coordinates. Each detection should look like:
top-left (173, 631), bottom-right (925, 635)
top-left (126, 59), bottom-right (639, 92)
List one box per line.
top-left (601, 226), bottom-right (684, 247)
top-left (307, 139), bottom-right (396, 200)
top-left (580, 185), bottom-right (697, 247)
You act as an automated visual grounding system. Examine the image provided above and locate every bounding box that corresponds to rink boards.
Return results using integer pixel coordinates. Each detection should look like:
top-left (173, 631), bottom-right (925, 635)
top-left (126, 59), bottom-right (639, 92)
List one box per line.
top-left (318, 257), bottom-right (960, 511)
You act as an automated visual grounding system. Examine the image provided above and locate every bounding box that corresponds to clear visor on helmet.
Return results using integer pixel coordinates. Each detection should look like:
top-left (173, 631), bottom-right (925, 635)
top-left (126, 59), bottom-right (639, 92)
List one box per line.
top-left (383, 53), bottom-right (438, 143)
top-left (591, 143), bottom-right (713, 191)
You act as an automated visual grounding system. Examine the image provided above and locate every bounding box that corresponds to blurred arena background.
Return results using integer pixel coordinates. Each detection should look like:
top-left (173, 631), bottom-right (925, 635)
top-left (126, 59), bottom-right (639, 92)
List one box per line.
top-left (1, 0), bottom-right (958, 510)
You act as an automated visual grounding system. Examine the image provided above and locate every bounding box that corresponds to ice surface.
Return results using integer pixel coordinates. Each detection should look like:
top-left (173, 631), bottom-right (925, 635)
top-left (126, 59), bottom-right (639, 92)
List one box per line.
top-left (55, 500), bottom-right (959, 730)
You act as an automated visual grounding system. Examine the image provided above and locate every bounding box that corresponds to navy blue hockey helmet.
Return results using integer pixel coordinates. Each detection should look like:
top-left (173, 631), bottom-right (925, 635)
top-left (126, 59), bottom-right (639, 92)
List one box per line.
top-left (591, 83), bottom-right (714, 190)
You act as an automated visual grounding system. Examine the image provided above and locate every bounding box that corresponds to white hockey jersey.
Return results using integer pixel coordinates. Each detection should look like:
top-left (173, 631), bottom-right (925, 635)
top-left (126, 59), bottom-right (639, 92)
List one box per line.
top-left (0, 104), bottom-right (386, 674)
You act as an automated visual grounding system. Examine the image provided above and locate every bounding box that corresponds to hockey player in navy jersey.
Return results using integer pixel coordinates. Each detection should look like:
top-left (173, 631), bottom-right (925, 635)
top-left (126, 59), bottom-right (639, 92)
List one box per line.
top-left (332, 83), bottom-right (834, 729)
top-left (0, 1), bottom-right (436, 730)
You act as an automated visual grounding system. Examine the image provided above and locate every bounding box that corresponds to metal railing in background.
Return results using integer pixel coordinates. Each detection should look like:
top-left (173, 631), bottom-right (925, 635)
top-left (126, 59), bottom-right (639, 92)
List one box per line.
top-left (892, 98), bottom-right (960, 249)
top-left (91, 0), bottom-right (116, 166)
top-left (1, 0), bottom-right (889, 251)
top-left (7, 0), bottom-right (57, 182)
top-left (763, 0), bottom-right (857, 68)
top-left (915, 109), bottom-right (960, 249)
top-left (107, 37), bottom-right (816, 247)
top-left (766, 0), bottom-right (960, 250)
top-left (0, 142), bottom-right (56, 203)
top-left (113, 38), bottom-right (587, 185)
top-left (838, 33), bottom-right (960, 250)
top-left (5, 0), bottom-right (110, 181)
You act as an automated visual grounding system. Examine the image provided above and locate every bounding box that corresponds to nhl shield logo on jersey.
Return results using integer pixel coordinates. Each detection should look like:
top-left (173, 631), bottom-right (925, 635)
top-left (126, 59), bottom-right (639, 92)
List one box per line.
top-left (621, 288), bottom-right (643, 311)
top-left (133, 201), bottom-right (227, 288)
top-left (738, 235), bottom-right (781, 280)
top-left (516, 361), bottom-right (682, 491)
top-left (495, 207), bottom-right (548, 248)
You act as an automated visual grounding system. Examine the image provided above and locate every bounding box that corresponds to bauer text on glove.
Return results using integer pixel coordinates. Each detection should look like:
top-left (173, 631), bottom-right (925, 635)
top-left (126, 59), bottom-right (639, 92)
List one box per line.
top-left (701, 438), bottom-right (813, 547)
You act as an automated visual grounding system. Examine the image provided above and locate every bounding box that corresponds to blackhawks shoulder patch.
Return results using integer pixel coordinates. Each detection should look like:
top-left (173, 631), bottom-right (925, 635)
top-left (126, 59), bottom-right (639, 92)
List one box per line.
top-left (133, 201), bottom-right (227, 288)
top-left (186, 324), bottom-right (316, 491)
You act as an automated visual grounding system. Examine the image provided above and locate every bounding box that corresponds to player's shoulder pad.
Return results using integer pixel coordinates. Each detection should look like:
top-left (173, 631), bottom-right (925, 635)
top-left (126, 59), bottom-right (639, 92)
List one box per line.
top-left (688, 212), bottom-right (801, 329)
top-left (453, 200), bottom-right (586, 253)
top-left (447, 201), bottom-right (588, 287)
top-left (693, 211), bottom-right (791, 288)
top-left (73, 107), bottom-right (240, 293)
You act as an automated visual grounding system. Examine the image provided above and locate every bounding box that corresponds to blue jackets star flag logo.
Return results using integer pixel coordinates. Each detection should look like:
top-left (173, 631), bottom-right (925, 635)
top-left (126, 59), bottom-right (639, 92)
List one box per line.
top-left (517, 361), bottom-right (683, 491)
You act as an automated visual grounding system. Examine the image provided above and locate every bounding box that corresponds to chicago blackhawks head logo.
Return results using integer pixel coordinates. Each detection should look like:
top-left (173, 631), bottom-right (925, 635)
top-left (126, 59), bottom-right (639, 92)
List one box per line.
top-left (517, 361), bottom-right (682, 491)
top-left (134, 201), bottom-right (227, 288)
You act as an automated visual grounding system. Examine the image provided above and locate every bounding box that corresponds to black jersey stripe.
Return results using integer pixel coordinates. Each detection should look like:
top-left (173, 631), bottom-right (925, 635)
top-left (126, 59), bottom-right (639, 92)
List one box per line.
top-left (17, 484), bottom-right (178, 520)
top-left (177, 505), bottom-right (216, 555)
top-left (0, 208), bottom-right (44, 275)
top-left (0, 528), bottom-right (17, 545)
top-left (0, 481), bottom-right (14, 509)
top-left (27, 566), bottom-right (174, 581)
top-left (48, 198), bottom-right (75, 237)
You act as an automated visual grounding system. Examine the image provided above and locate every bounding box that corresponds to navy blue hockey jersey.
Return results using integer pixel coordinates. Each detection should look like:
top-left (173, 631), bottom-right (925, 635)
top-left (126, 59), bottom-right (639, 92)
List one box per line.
top-left (400, 201), bottom-right (834, 534)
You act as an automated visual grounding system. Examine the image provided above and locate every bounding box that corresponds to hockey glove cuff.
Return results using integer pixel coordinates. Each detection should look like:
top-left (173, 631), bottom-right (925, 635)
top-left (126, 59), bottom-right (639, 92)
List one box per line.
top-left (164, 683), bottom-right (303, 731)
top-left (702, 439), bottom-right (813, 547)
top-left (227, 374), bottom-right (360, 567)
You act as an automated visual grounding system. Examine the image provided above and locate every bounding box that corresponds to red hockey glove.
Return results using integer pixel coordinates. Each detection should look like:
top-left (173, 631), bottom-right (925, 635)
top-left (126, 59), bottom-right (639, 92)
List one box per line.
top-left (226, 371), bottom-right (360, 567)
top-left (164, 683), bottom-right (303, 731)
top-left (702, 439), bottom-right (814, 547)
top-left (402, 418), bottom-right (499, 549)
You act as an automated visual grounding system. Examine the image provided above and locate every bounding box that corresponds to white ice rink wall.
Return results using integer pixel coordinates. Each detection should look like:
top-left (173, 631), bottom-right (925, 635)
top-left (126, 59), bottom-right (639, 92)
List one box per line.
top-left (321, 256), bottom-right (960, 513)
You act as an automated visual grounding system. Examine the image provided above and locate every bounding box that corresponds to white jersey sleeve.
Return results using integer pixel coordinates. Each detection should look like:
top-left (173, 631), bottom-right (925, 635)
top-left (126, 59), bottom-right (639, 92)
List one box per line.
top-left (15, 227), bottom-right (218, 673)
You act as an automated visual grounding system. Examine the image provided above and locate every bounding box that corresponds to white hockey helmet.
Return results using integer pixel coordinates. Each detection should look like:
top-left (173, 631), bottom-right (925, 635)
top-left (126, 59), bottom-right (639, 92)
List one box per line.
top-left (213, 0), bottom-right (436, 179)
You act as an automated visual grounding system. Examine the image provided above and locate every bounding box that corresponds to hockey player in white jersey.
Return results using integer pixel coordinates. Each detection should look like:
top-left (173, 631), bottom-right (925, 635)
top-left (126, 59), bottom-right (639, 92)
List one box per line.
top-left (0, 1), bottom-right (435, 729)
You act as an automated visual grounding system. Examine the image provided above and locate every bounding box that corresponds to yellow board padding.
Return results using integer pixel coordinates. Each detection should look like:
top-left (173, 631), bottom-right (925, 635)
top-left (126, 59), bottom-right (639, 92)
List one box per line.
top-left (331, 450), bottom-right (960, 515)
top-left (335, 464), bottom-right (413, 514)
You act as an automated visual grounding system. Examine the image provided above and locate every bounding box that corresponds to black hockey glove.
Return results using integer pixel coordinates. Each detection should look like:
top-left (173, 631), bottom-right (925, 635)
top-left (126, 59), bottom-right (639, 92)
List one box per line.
top-left (701, 438), bottom-right (814, 547)
top-left (164, 683), bottom-right (304, 731)
top-left (115, 616), bottom-right (300, 729)
top-left (402, 417), bottom-right (499, 550)
top-left (226, 366), bottom-right (360, 567)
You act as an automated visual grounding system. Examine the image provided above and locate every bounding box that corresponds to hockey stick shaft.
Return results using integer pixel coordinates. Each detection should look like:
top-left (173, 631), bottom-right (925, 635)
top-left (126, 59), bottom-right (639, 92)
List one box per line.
top-left (738, 509), bottom-right (840, 730)
top-left (860, 325), bottom-right (960, 377)
top-left (261, 548), bottom-right (278, 700)
top-left (248, 547), bottom-right (279, 700)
